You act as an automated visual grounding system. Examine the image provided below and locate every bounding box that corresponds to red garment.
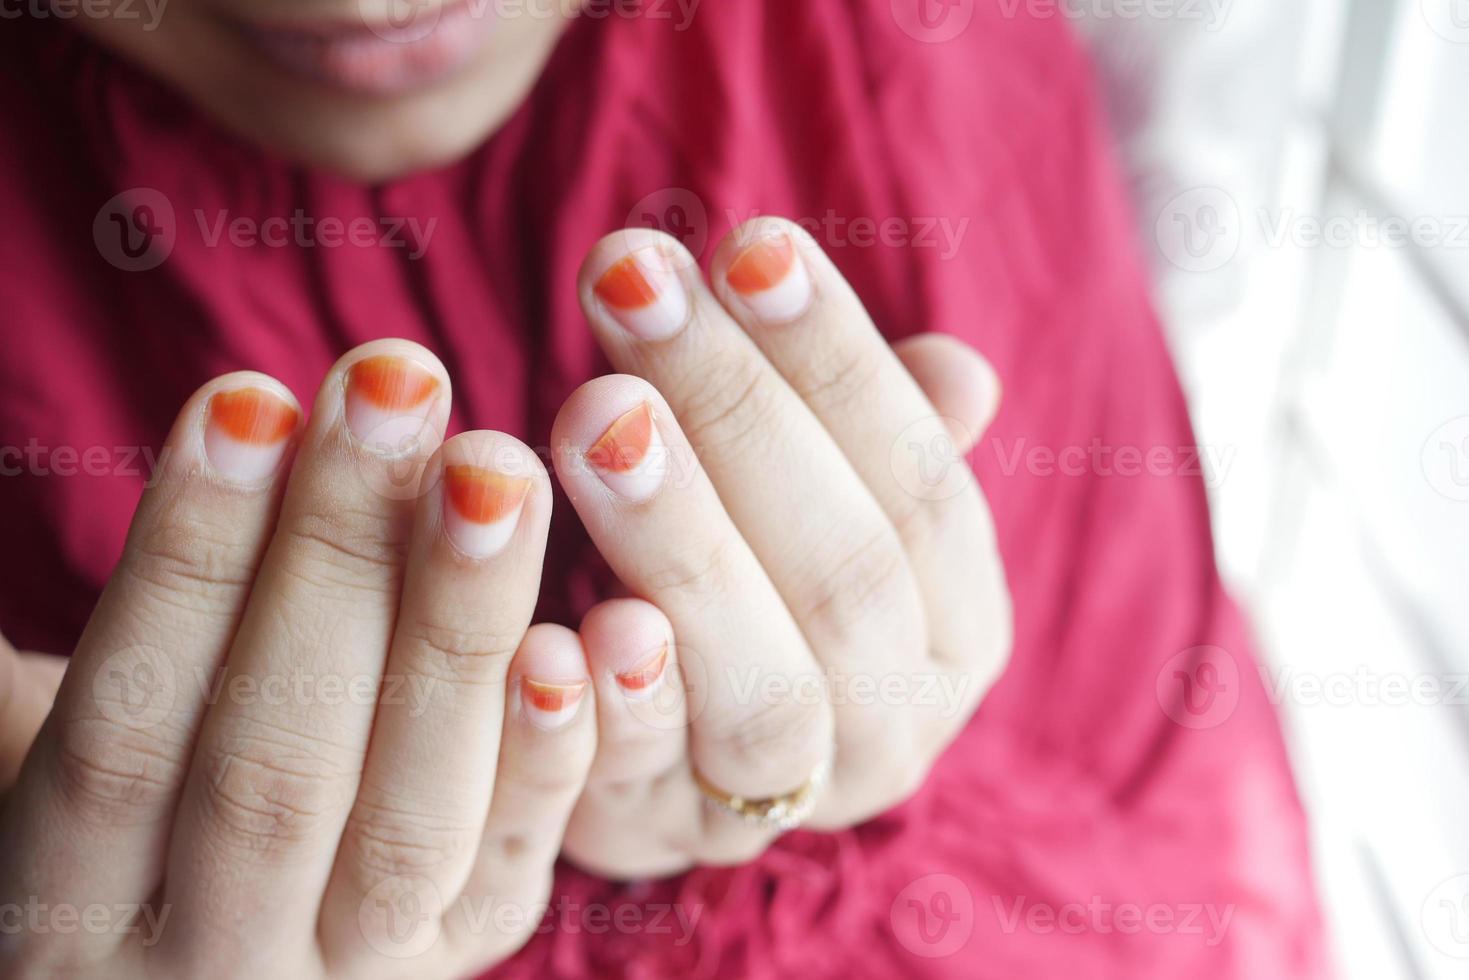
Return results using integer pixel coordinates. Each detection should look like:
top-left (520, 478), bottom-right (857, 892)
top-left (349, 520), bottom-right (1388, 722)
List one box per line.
top-left (0, 3), bottom-right (1329, 978)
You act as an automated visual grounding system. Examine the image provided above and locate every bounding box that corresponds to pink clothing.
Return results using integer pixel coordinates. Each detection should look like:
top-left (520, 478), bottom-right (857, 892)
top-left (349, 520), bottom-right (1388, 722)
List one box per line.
top-left (0, 2), bottom-right (1328, 977)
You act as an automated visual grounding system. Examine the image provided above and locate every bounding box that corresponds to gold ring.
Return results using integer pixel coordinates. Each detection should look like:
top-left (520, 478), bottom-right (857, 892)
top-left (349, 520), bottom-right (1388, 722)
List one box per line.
top-left (692, 757), bottom-right (832, 832)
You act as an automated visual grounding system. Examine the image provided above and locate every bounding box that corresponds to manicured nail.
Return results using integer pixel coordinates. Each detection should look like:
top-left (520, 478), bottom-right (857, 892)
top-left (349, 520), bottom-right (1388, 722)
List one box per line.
top-left (615, 645), bottom-right (668, 701)
top-left (726, 232), bottom-right (812, 322)
top-left (204, 387), bottom-right (299, 483)
top-left (442, 465), bottom-right (530, 559)
top-left (586, 403), bottom-right (664, 501)
top-left (345, 355), bottom-right (441, 454)
top-left (521, 678), bottom-right (587, 730)
top-left (592, 248), bottom-right (690, 341)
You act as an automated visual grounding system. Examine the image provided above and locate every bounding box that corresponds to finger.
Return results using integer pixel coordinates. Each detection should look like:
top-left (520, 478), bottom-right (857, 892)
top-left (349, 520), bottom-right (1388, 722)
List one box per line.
top-left (447, 624), bottom-right (596, 967)
top-left (709, 218), bottom-right (1010, 675)
top-left (320, 431), bottom-right (551, 969)
top-left (0, 635), bottom-right (65, 790)
top-left (0, 373), bottom-right (299, 939)
top-left (550, 376), bottom-right (833, 836)
top-left (160, 341), bottom-right (450, 971)
top-left (577, 229), bottom-right (926, 671)
top-left (561, 598), bottom-right (693, 879)
top-left (578, 230), bottom-right (933, 825)
top-left (892, 332), bottom-right (1001, 455)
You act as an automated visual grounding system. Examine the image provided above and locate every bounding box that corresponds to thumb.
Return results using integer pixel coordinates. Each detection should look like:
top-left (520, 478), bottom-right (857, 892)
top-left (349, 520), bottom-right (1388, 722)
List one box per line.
top-left (893, 332), bottom-right (1002, 455)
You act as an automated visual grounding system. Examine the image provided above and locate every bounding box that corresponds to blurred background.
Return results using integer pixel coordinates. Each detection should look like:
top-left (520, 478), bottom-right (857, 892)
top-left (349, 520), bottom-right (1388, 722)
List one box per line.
top-left (1072, 1), bottom-right (1469, 976)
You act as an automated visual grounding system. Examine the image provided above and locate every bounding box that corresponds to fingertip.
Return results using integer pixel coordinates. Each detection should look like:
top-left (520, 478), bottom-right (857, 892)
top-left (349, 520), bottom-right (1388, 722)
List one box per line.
top-left (579, 598), bottom-right (675, 696)
top-left (894, 333), bottom-right (1001, 453)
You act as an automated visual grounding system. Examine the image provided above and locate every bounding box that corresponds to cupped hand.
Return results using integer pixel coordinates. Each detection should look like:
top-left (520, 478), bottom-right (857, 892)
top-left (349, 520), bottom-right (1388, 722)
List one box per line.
top-left (0, 341), bottom-right (594, 979)
top-left (551, 219), bottom-right (1012, 877)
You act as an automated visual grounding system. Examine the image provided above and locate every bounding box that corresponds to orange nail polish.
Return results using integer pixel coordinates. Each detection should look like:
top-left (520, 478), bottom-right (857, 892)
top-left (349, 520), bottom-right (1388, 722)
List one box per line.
top-left (725, 232), bottom-right (812, 322)
top-left (441, 465), bottom-right (530, 558)
top-left (615, 645), bottom-right (668, 701)
top-left (204, 387), bottom-right (298, 482)
top-left (592, 248), bottom-right (690, 340)
top-left (586, 403), bottom-right (664, 501)
top-left (345, 355), bottom-right (441, 453)
top-left (522, 678), bottom-right (587, 729)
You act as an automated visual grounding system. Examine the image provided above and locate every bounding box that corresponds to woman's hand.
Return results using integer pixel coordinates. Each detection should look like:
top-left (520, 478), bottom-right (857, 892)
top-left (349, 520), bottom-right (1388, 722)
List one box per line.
top-left (0, 340), bottom-right (594, 979)
top-left (551, 219), bottom-right (1012, 876)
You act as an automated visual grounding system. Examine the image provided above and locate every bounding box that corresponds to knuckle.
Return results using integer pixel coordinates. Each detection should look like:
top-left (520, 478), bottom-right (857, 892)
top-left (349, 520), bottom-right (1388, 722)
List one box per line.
top-left (123, 515), bottom-right (255, 602)
top-left (643, 538), bottom-right (734, 608)
top-left (797, 528), bottom-right (913, 652)
top-left (716, 697), bottom-right (829, 783)
top-left (277, 505), bottom-right (405, 592)
top-left (392, 620), bottom-right (519, 687)
top-left (343, 796), bottom-right (481, 880)
top-left (194, 729), bottom-right (357, 856)
top-left (50, 716), bottom-right (184, 826)
top-left (787, 342), bottom-right (883, 418)
top-left (674, 353), bottom-right (782, 454)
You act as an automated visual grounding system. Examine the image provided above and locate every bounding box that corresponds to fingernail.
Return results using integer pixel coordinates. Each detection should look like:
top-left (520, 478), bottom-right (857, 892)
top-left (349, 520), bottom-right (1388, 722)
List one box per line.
top-left (521, 678), bottom-right (587, 730)
top-left (614, 644), bottom-right (668, 701)
top-left (442, 465), bottom-right (531, 559)
top-left (726, 232), bottom-right (812, 323)
top-left (586, 403), bottom-right (664, 502)
top-left (204, 387), bottom-right (299, 483)
top-left (345, 355), bottom-right (441, 454)
top-left (593, 248), bottom-right (690, 341)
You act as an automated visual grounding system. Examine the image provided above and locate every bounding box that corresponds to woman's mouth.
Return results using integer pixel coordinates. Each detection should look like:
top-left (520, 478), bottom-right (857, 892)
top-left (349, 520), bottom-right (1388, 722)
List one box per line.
top-left (232, 1), bottom-right (496, 97)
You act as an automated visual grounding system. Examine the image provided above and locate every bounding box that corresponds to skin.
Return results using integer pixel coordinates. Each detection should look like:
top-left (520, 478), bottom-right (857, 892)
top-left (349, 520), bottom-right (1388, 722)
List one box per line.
top-left (67, 1), bottom-right (581, 180)
top-left (3, 5), bottom-right (1014, 974)
top-left (0, 221), bottom-right (1012, 976)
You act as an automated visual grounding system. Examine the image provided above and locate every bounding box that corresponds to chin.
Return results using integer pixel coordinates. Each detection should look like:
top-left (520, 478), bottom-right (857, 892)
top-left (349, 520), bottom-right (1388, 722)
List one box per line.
top-left (70, 3), bottom-right (571, 182)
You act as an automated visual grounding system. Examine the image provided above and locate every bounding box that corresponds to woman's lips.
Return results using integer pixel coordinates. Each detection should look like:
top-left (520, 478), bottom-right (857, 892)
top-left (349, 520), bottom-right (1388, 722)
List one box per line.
top-left (234, 2), bottom-right (494, 97)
